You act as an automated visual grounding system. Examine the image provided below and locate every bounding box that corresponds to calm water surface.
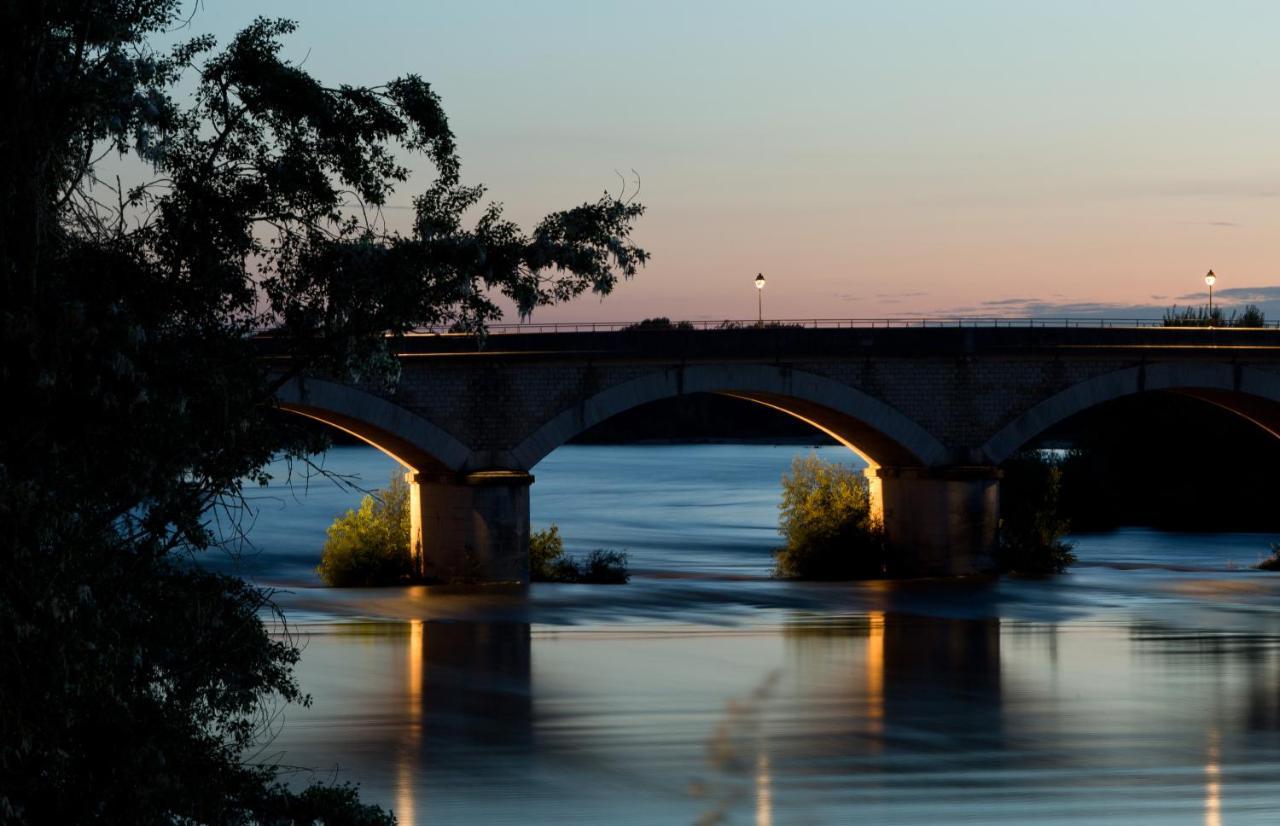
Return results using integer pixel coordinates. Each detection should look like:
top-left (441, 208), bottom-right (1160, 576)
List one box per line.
top-left (233, 445), bottom-right (1280, 824)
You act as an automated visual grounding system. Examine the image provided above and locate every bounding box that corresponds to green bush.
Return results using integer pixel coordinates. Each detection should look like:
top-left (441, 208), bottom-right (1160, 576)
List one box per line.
top-left (998, 451), bottom-right (1077, 574)
top-left (530, 524), bottom-right (629, 583)
top-left (773, 454), bottom-right (885, 580)
top-left (316, 473), bottom-right (414, 586)
top-left (530, 524), bottom-right (565, 579)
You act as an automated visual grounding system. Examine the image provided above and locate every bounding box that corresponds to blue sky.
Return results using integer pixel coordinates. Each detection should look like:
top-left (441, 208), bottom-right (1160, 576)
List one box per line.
top-left (190, 1), bottom-right (1280, 321)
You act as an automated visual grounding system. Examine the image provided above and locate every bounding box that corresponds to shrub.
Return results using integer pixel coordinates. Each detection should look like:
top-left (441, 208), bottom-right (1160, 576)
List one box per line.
top-left (530, 524), bottom-right (566, 580)
top-left (1163, 303), bottom-right (1267, 327)
top-left (530, 524), bottom-right (629, 583)
top-left (998, 451), bottom-right (1077, 574)
top-left (773, 454), bottom-right (885, 579)
top-left (1257, 543), bottom-right (1280, 571)
top-left (316, 473), bottom-right (414, 586)
top-left (623, 317), bottom-right (695, 330)
top-left (578, 549), bottom-right (631, 583)
top-left (1237, 304), bottom-right (1267, 328)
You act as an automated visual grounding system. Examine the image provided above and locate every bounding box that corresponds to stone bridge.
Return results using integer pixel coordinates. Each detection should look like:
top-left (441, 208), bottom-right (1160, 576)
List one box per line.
top-left (273, 325), bottom-right (1280, 582)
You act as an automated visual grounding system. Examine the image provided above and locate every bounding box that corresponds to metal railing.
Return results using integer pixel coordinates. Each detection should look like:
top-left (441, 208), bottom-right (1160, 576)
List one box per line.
top-left (405, 316), bottom-right (1280, 335)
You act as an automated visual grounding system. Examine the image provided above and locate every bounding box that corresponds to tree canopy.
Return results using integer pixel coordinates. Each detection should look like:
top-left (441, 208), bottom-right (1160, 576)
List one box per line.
top-left (0, 3), bottom-right (646, 822)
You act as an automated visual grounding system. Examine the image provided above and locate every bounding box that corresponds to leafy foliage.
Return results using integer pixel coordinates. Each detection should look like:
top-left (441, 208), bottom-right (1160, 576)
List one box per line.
top-left (530, 524), bottom-right (566, 579)
top-left (773, 455), bottom-right (886, 580)
top-left (997, 452), bottom-right (1077, 575)
top-left (0, 3), bottom-right (645, 821)
top-left (317, 473), bottom-right (414, 586)
top-left (529, 525), bottom-right (629, 583)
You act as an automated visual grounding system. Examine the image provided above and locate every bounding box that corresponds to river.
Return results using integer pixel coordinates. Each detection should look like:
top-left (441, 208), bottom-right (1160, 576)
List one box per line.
top-left (227, 444), bottom-right (1280, 824)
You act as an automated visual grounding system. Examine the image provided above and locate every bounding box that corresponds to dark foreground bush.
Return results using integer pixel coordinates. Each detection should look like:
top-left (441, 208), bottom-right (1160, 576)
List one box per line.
top-left (1257, 544), bottom-right (1280, 571)
top-left (998, 451), bottom-right (1077, 574)
top-left (773, 455), bottom-right (886, 579)
top-left (317, 473), bottom-right (414, 586)
top-left (530, 524), bottom-right (630, 583)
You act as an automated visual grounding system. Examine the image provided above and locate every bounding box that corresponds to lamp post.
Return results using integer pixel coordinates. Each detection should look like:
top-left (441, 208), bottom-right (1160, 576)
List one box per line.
top-left (1205, 269), bottom-right (1217, 325)
top-left (755, 273), bottom-right (766, 325)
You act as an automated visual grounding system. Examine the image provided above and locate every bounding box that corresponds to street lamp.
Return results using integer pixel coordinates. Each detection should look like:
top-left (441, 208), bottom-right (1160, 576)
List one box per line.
top-left (755, 273), bottom-right (766, 325)
top-left (1205, 269), bottom-right (1217, 324)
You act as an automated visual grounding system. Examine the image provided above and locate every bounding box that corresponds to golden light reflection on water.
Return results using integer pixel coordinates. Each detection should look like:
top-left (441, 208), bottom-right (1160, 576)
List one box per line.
top-left (1205, 728), bottom-right (1221, 826)
top-left (754, 751), bottom-right (772, 826)
top-left (866, 611), bottom-right (885, 749)
top-left (395, 619), bottom-right (423, 826)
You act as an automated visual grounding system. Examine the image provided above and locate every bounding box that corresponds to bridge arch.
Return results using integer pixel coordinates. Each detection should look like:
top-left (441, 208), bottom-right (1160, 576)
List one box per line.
top-left (275, 377), bottom-right (471, 473)
top-left (510, 364), bottom-right (950, 471)
top-left (981, 363), bottom-right (1280, 465)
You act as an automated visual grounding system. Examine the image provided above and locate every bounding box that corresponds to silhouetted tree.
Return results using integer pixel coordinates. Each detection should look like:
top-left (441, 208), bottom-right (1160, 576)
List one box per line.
top-left (0, 3), bottom-right (645, 822)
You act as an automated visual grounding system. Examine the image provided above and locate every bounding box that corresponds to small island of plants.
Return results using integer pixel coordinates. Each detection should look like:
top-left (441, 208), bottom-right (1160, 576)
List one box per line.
top-left (1256, 543), bottom-right (1280, 571)
top-left (772, 452), bottom-right (1076, 581)
top-left (316, 474), bottom-right (628, 585)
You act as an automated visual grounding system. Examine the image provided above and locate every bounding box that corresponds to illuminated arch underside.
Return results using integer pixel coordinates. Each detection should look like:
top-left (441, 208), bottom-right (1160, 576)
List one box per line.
top-left (982, 363), bottom-right (1280, 464)
top-left (275, 377), bottom-right (470, 473)
top-left (511, 365), bottom-right (949, 471)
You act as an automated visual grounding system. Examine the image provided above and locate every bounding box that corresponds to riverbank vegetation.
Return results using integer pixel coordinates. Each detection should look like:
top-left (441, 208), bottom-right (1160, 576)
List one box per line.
top-left (997, 452), bottom-right (1077, 575)
top-left (317, 474), bottom-right (415, 586)
top-left (771, 452), bottom-right (1079, 580)
top-left (0, 4), bottom-right (646, 820)
top-left (773, 455), bottom-right (887, 579)
top-left (530, 524), bottom-right (630, 583)
top-left (1257, 544), bottom-right (1280, 571)
top-left (317, 495), bottom-right (631, 586)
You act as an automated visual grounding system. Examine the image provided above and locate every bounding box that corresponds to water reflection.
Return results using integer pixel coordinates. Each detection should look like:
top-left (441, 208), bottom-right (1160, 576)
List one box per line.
top-left (396, 619), bottom-right (422, 826)
top-left (866, 610), bottom-right (885, 748)
top-left (259, 444), bottom-right (1280, 823)
top-left (419, 621), bottom-right (532, 752)
top-left (754, 751), bottom-right (771, 826)
top-left (1205, 727), bottom-right (1221, 826)
top-left (302, 619), bottom-right (532, 825)
top-left (283, 602), bottom-right (1280, 825)
top-left (784, 611), bottom-right (1003, 764)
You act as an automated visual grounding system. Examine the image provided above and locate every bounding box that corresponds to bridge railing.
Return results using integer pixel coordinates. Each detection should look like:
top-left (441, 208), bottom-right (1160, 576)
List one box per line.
top-left (406, 317), bottom-right (1280, 335)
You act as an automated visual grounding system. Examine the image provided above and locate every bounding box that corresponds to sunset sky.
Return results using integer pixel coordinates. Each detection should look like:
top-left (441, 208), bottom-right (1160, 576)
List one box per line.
top-left (201, 1), bottom-right (1280, 322)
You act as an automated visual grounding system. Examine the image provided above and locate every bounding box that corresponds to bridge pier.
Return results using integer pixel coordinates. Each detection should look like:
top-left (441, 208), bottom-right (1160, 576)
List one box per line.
top-left (876, 466), bottom-right (1001, 576)
top-left (407, 470), bottom-right (533, 583)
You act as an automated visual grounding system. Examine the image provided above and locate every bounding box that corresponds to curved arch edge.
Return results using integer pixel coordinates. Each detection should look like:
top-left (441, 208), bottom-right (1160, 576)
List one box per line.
top-left (275, 377), bottom-right (472, 473)
top-left (509, 365), bottom-right (951, 470)
top-left (981, 363), bottom-right (1280, 465)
